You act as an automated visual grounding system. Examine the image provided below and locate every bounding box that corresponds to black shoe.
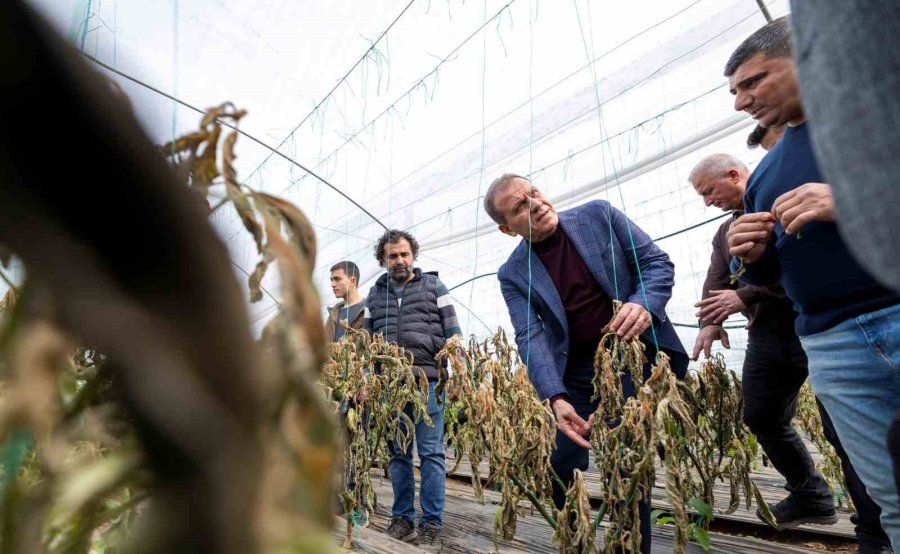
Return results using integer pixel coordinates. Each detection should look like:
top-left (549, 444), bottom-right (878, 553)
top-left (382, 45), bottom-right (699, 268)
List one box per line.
top-left (418, 522), bottom-right (443, 550)
top-left (757, 495), bottom-right (838, 529)
top-left (386, 516), bottom-right (416, 543)
top-left (856, 538), bottom-right (892, 554)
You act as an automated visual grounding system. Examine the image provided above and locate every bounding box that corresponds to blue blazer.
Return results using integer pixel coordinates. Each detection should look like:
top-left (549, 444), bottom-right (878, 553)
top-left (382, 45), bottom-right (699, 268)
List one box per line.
top-left (498, 200), bottom-right (688, 400)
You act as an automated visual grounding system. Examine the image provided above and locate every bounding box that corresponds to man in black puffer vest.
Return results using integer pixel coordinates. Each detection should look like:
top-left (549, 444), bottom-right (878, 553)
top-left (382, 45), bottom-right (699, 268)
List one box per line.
top-left (364, 229), bottom-right (461, 549)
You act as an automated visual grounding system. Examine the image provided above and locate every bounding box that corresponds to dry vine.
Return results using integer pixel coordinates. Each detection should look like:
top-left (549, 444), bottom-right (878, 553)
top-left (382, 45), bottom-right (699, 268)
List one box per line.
top-left (794, 382), bottom-right (851, 509)
top-left (0, 102), bottom-right (339, 553)
top-left (321, 326), bottom-right (432, 547)
top-left (439, 331), bottom-right (556, 543)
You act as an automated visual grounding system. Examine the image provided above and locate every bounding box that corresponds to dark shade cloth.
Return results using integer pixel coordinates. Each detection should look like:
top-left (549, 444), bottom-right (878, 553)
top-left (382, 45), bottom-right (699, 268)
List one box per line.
top-left (790, 1), bottom-right (900, 294)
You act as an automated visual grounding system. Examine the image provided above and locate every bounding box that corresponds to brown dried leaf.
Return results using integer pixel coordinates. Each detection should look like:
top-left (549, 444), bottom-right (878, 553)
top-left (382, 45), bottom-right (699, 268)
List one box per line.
top-left (221, 130), bottom-right (264, 253)
top-left (248, 257), bottom-right (271, 304)
top-left (253, 192), bottom-right (317, 271)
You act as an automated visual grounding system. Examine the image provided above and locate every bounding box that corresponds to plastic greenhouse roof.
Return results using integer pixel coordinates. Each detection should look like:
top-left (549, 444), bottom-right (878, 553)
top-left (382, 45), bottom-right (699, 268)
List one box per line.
top-left (28, 0), bottom-right (792, 372)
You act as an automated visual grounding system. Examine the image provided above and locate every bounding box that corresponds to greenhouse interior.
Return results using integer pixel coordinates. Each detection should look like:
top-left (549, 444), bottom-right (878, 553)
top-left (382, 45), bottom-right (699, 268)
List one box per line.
top-left (2, 0), bottom-right (899, 552)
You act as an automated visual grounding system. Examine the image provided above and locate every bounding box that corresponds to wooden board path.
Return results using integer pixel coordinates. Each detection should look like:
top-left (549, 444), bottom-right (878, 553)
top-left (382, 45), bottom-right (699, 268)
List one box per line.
top-left (439, 450), bottom-right (858, 541)
top-left (336, 471), bottom-right (822, 553)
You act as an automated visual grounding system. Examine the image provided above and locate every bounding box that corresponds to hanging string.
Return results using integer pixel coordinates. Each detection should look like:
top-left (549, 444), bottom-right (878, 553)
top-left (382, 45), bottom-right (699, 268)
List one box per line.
top-left (466, 0), bottom-right (489, 335)
top-left (386, 0), bottom-right (709, 196)
top-left (573, 0), bottom-right (658, 351)
top-left (171, 0), bottom-right (178, 157)
top-left (76, 0), bottom-right (93, 51)
top-left (525, 0), bottom-right (536, 370)
top-left (243, 0), bottom-right (418, 185)
top-left (82, 54), bottom-right (389, 232)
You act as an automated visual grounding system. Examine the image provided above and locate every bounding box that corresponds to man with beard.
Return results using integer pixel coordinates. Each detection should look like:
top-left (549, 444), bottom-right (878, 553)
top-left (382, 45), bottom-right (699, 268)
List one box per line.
top-left (364, 229), bottom-right (461, 549)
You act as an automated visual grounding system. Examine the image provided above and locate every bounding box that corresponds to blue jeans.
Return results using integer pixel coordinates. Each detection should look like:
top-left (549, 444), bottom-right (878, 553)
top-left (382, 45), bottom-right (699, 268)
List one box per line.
top-left (801, 303), bottom-right (900, 549)
top-left (388, 380), bottom-right (445, 527)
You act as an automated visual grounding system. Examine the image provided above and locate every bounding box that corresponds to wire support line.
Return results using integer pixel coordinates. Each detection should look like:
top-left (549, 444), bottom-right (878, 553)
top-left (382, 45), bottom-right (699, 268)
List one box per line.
top-left (672, 321), bottom-right (746, 329)
top-left (314, 111), bottom-right (751, 275)
top-left (754, 0), bottom-right (774, 22)
top-left (289, 0), bottom-right (709, 205)
top-left (389, 84), bottom-right (727, 221)
top-left (82, 53), bottom-right (389, 231)
top-left (314, 82), bottom-right (728, 256)
top-left (448, 272), bottom-right (498, 292)
top-left (243, 0), bottom-right (417, 184)
top-left (277, 0), bottom-right (521, 197)
top-left (449, 293), bottom-right (494, 335)
top-left (318, 0), bottom-right (771, 239)
top-left (230, 261), bottom-right (280, 305)
top-left (389, 0), bottom-right (709, 192)
top-left (653, 211), bottom-right (732, 241)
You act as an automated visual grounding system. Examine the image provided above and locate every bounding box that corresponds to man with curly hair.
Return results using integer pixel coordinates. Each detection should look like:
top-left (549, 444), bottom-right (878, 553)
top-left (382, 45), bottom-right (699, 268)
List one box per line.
top-left (364, 229), bottom-right (461, 548)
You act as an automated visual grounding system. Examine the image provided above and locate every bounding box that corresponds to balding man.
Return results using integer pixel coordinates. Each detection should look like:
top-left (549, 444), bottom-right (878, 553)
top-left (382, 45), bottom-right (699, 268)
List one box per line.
top-left (690, 154), bottom-right (889, 551)
top-left (485, 173), bottom-right (689, 554)
top-left (691, 152), bottom-right (841, 528)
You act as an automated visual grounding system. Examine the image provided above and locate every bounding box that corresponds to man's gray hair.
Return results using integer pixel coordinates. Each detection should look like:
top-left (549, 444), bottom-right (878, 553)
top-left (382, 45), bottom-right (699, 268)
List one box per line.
top-left (724, 16), bottom-right (792, 77)
top-left (484, 173), bottom-right (526, 225)
top-left (689, 154), bottom-right (749, 185)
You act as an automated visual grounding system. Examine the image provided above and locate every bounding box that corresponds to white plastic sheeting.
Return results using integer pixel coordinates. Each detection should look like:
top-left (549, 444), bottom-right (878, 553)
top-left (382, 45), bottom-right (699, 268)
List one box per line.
top-left (28, 0), bottom-right (791, 372)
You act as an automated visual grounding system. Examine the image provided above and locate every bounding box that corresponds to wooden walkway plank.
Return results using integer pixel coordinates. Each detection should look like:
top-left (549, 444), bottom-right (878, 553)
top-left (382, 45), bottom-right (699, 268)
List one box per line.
top-left (436, 451), bottom-right (858, 540)
top-left (338, 470), bottom-right (822, 553)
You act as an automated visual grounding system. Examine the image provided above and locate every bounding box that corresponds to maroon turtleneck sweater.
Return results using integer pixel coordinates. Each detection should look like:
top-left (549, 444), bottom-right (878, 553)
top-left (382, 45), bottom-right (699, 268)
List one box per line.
top-left (532, 225), bottom-right (614, 366)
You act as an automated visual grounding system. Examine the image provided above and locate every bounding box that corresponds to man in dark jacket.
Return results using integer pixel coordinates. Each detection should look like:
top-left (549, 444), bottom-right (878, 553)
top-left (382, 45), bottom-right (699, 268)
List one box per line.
top-left (690, 153), bottom-right (889, 552)
top-left (364, 229), bottom-right (461, 548)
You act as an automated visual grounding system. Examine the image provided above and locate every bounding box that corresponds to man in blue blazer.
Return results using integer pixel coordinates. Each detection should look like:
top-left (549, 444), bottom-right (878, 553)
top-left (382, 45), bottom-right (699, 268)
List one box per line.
top-left (485, 174), bottom-right (688, 553)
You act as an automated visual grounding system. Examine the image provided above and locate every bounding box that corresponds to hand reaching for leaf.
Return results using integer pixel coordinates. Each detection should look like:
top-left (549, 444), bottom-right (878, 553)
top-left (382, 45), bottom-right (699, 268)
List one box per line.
top-left (551, 397), bottom-right (593, 449)
top-left (691, 325), bottom-right (730, 361)
top-left (606, 302), bottom-right (652, 341)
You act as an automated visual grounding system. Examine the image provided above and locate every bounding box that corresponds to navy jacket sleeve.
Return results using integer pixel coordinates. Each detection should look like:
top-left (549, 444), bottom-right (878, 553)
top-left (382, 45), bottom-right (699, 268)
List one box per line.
top-left (602, 202), bottom-right (675, 323)
top-left (498, 268), bottom-right (567, 401)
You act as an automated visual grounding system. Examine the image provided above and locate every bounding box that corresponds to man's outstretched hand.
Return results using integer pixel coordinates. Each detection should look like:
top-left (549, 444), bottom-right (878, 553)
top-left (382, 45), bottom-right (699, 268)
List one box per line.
top-left (551, 397), bottom-right (593, 449)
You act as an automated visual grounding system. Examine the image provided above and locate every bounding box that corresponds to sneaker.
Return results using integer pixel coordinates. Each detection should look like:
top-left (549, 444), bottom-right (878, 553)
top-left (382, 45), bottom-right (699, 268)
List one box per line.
top-left (757, 495), bottom-right (838, 529)
top-left (350, 508), bottom-right (369, 528)
top-left (386, 516), bottom-right (416, 543)
top-left (418, 522), bottom-right (443, 549)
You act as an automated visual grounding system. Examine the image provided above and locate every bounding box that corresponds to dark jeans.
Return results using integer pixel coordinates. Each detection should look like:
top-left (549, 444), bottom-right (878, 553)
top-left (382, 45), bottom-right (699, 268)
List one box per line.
top-left (550, 355), bottom-right (651, 554)
top-left (743, 326), bottom-right (887, 545)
